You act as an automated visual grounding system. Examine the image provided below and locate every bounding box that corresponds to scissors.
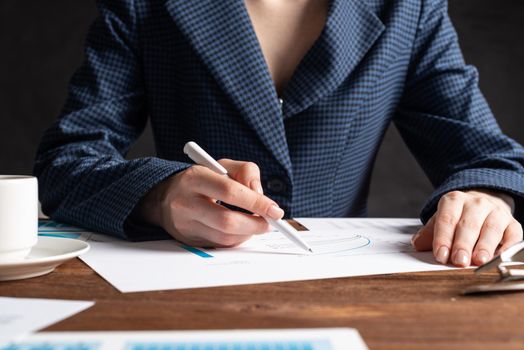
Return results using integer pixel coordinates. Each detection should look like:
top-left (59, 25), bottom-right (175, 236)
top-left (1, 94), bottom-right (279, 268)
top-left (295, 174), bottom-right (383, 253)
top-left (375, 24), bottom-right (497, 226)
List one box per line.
top-left (475, 240), bottom-right (524, 274)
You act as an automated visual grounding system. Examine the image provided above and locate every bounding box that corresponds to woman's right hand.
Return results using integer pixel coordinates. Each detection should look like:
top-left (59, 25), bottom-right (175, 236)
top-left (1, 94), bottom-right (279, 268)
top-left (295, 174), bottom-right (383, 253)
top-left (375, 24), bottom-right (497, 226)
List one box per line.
top-left (136, 159), bottom-right (284, 247)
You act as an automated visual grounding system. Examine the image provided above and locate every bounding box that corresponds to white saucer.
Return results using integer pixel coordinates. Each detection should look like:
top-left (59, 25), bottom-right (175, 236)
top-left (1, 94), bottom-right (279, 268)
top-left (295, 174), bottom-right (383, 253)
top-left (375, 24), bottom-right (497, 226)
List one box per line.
top-left (0, 236), bottom-right (90, 281)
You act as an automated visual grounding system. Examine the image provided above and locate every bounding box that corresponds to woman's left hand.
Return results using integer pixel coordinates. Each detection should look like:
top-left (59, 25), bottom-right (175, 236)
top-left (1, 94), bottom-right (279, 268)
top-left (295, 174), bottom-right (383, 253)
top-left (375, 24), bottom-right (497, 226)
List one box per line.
top-left (412, 189), bottom-right (522, 267)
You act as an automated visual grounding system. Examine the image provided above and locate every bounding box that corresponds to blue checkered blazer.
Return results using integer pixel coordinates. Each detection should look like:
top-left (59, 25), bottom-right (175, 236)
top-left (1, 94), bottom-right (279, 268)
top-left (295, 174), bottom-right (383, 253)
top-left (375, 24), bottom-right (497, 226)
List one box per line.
top-left (34, 0), bottom-right (524, 240)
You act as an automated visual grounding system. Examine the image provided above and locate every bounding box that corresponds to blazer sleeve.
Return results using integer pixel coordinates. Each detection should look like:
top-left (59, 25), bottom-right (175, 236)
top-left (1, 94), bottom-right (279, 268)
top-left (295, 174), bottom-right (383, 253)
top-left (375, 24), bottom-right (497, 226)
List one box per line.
top-left (394, 0), bottom-right (524, 223)
top-left (33, 0), bottom-right (191, 240)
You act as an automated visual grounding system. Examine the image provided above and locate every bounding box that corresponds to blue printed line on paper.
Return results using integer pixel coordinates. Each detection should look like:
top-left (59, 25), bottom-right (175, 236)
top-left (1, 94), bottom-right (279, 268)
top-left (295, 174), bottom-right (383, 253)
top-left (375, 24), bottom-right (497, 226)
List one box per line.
top-left (38, 220), bottom-right (84, 231)
top-left (38, 220), bottom-right (86, 239)
top-left (125, 339), bottom-right (332, 350)
top-left (179, 244), bottom-right (214, 258)
top-left (38, 232), bottom-right (82, 239)
top-left (1, 340), bottom-right (333, 350)
top-left (39, 220), bottom-right (79, 228)
top-left (1, 341), bottom-right (101, 350)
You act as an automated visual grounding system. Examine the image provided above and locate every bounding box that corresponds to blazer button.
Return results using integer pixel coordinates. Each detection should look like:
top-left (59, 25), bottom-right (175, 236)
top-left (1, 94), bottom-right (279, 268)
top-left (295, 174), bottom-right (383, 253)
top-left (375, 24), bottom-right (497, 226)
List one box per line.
top-left (267, 178), bottom-right (286, 194)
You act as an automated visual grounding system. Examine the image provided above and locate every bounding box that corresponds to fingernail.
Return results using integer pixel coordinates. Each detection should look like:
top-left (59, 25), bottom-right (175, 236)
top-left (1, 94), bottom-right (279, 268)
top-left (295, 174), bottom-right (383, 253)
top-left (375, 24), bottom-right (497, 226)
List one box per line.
top-left (251, 180), bottom-right (263, 195)
top-left (411, 231), bottom-right (421, 246)
top-left (267, 205), bottom-right (284, 220)
top-left (475, 250), bottom-right (490, 265)
top-left (453, 249), bottom-right (470, 267)
top-left (435, 246), bottom-right (450, 264)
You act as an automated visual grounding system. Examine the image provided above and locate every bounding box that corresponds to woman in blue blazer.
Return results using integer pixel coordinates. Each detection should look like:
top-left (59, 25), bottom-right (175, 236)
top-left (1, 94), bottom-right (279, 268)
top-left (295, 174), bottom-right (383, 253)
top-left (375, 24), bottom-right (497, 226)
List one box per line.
top-left (34, 0), bottom-right (524, 267)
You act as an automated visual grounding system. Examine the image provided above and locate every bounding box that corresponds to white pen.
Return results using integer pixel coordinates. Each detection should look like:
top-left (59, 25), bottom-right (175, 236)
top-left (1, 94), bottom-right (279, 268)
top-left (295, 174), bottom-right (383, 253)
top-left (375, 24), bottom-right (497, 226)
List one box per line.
top-left (183, 141), bottom-right (313, 254)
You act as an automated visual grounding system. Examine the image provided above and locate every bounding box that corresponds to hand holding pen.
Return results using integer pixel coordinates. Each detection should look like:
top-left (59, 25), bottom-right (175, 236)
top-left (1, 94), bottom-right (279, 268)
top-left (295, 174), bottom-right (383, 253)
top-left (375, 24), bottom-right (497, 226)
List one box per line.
top-left (184, 142), bottom-right (313, 253)
top-left (134, 142), bottom-right (312, 252)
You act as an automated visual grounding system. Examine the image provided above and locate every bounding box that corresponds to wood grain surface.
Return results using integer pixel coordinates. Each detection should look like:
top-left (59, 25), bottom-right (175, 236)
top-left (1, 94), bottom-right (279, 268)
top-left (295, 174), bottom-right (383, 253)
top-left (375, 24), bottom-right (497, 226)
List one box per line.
top-left (1, 258), bottom-right (523, 349)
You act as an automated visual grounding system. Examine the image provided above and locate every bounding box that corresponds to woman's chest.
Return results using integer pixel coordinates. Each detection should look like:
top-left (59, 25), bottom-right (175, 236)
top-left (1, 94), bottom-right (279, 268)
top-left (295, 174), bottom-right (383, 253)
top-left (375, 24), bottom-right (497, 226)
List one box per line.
top-left (244, 0), bottom-right (329, 97)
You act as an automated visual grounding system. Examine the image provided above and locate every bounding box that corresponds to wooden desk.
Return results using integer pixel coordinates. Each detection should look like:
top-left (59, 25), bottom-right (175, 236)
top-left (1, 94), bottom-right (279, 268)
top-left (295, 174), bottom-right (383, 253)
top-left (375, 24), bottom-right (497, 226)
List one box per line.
top-left (1, 258), bottom-right (523, 349)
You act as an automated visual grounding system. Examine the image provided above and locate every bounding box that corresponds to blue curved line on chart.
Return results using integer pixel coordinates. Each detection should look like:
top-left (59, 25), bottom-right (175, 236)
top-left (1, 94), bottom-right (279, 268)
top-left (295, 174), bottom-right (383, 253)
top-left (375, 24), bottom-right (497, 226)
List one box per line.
top-left (315, 235), bottom-right (371, 256)
top-left (348, 235), bottom-right (371, 251)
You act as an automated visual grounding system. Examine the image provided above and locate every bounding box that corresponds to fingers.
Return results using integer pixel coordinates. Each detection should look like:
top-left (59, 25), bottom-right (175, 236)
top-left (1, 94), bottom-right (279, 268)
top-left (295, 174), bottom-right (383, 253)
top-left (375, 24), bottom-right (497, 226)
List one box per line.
top-left (431, 189), bottom-right (520, 267)
top-left (171, 220), bottom-right (254, 248)
top-left (188, 197), bottom-right (270, 235)
top-left (498, 221), bottom-right (524, 254)
top-left (471, 209), bottom-right (510, 265)
top-left (158, 163), bottom-right (277, 249)
top-left (218, 159), bottom-right (263, 194)
top-left (432, 191), bottom-right (465, 264)
top-left (450, 198), bottom-right (492, 267)
top-left (185, 165), bottom-right (284, 220)
top-left (412, 215), bottom-right (435, 252)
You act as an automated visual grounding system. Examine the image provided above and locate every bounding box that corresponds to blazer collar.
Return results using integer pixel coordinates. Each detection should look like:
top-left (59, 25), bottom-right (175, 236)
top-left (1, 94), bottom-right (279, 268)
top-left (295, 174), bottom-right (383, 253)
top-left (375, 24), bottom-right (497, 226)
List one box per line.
top-left (166, 0), bottom-right (384, 173)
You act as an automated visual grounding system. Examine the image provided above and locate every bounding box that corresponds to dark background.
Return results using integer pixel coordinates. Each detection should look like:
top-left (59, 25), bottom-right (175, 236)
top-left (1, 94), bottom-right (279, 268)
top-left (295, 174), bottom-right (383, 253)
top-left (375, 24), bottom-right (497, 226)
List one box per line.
top-left (1, 0), bottom-right (523, 217)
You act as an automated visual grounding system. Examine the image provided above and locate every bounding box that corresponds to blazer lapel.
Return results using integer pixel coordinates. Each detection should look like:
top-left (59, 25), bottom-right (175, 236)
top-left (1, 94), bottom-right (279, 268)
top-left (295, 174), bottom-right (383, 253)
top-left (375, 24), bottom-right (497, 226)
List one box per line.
top-left (165, 0), bottom-right (292, 173)
top-left (282, 0), bottom-right (386, 117)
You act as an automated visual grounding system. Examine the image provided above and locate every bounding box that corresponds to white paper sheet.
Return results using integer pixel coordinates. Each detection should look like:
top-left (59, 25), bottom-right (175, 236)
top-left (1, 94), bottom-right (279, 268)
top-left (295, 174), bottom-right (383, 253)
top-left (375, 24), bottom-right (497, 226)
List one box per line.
top-left (77, 218), bottom-right (455, 292)
top-left (0, 297), bottom-right (94, 344)
top-left (2, 328), bottom-right (367, 350)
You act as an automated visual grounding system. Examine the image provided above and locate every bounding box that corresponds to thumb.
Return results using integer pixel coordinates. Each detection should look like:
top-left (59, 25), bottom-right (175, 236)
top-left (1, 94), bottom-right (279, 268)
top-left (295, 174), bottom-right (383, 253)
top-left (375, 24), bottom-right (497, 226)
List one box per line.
top-left (218, 159), bottom-right (263, 194)
top-left (412, 215), bottom-right (435, 251)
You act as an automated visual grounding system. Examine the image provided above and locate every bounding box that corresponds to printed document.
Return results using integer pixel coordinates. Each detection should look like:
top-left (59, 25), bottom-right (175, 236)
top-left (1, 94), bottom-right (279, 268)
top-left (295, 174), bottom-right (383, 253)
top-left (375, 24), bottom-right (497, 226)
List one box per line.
top-left (1, 328), bottom-right (367, 350)
top-left (0, 297), bottom-right (94, 345)
top-left (60, 218), bottom-right (456, 292)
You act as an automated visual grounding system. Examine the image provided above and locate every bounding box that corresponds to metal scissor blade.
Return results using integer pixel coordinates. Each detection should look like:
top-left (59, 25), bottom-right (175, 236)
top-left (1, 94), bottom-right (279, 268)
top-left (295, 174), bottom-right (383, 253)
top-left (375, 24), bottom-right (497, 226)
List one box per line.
top-left (475, 255), bottom-right (503, 274)
top-left (475, 241), bottom-right (524, 274)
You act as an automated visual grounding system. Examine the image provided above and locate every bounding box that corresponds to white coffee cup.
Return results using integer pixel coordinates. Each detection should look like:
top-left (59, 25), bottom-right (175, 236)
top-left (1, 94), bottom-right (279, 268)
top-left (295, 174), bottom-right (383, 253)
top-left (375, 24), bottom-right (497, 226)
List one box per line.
top-left (0, 176), bottom-right (38, 262)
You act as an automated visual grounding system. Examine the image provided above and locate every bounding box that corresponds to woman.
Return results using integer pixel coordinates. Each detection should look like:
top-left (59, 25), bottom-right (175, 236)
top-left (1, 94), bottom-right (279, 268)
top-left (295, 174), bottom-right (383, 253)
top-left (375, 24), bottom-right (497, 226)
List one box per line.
top-left (35, 0), bottom-right (524, 267)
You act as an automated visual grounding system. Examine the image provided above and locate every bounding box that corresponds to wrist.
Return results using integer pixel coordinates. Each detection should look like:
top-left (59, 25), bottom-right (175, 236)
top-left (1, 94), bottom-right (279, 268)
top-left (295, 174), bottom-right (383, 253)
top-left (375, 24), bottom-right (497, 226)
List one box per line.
top-left (133, 179), bottom-right (169, 228)
top-left (495, 192), bottom-right (515, 214)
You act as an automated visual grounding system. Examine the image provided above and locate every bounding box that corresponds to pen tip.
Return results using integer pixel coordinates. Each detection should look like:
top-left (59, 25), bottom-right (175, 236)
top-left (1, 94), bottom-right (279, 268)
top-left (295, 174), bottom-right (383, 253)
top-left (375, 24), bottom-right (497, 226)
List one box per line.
top-left (308, 248), bottom-right (314, 253)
